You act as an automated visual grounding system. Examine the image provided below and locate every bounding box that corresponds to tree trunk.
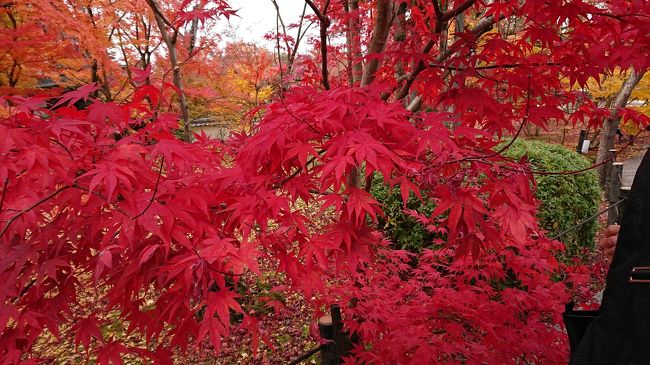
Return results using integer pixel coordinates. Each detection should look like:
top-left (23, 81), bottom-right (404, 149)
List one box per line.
top-left (148, 0), bottom-right (191, 140)
top-left (361, 0), bottom-right (394, 86)
top-left (343, 0), bottom-right (363, 85)
top-left (597, 69), bottom-right (644, 188)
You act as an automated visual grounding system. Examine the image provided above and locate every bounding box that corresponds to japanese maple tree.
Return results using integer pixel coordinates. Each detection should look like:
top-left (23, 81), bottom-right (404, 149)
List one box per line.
top-left (1, 0), bottom-right (649, 364)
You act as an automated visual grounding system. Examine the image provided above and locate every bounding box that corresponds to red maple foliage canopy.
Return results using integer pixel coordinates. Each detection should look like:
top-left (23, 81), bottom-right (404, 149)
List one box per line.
top-left (1, 0), bottom-right (649, 364)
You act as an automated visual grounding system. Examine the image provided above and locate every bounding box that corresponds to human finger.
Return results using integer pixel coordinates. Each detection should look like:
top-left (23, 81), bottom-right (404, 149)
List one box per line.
top-left (603, 236), bottom-right (618, 248)
top-left (604, 224), bottom-right (620, 237)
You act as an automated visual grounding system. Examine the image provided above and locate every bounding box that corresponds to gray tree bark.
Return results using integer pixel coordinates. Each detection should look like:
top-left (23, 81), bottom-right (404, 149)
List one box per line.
top-left (596, 69), bottom-right (645, 188)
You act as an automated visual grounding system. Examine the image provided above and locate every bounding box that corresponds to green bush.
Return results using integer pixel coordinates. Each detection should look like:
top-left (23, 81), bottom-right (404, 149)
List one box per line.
top-left (371, 139), bottom-right (601, 257)
top-left (502, 139), bottom-right (602, 256)
top-left (370, 174), bottom-right (436, 251)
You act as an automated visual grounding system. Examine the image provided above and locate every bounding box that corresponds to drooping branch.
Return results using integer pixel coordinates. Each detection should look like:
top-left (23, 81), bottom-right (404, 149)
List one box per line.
top-left (132, 158), bottom-right (164, 220)
top-left (0, 186), bottom-right (71, 239)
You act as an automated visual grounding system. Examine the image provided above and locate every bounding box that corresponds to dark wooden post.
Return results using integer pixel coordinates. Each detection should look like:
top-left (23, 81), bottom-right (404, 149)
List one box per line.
top-left (577, 129), bottom-right (587, 153)
top-left (615, 186), bottom-right (632, 223)
top-left (318, 312), bottom-right (338, 365)
top-left (318, 304), bottom-right (353, 365)
top-left (607, 162), bottom-right (624, 225)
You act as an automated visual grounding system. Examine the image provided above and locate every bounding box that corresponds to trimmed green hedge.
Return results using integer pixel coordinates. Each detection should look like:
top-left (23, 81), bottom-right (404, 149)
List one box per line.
top-left (502, 139), bottom-right (601, 255)
top-left (370, 174), bottom-right (436, 252)
top-left (371, 139), bottom-right (601, 256)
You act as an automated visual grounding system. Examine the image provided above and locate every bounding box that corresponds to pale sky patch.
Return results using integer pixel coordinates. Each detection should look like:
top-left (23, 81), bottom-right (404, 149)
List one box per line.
top-left (216, 0), bottom-right (315, 47)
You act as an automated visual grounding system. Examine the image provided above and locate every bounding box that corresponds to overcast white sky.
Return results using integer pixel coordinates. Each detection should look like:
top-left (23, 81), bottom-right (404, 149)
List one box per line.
top-left (216, 0), bottom-right (315, 46)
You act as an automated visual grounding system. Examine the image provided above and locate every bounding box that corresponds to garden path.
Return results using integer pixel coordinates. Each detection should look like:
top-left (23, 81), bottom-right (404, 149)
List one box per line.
top-left (622, 146), bottom-right (649, 187)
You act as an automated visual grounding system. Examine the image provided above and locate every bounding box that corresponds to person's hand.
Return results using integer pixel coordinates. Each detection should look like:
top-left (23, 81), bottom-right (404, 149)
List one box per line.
top-left (599, 224), bottom-right (620, 261)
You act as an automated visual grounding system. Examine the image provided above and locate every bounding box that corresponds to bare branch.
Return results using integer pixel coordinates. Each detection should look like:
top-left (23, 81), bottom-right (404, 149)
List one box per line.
top-left (0, 186), bottom-right (71, 239)
top-left (432, 0), bottom-right (444, 32)
top-left (271, 0), bottom-right (292, 60)
top-left (145, 0), bottom-right (177, 31)
top-left (289, 2), bottom-right (309, 67)
top-left (0, 178), bottom-right (8, 215)
top-left (393, 15), bottom-right (499, 102)
top-left (442, 0), bottom-right (477, 21)
top-left (304, 0), bottom-right (332, 89)
top-left (71, 184), bottom-right (132, 218)
top-left (132, 158), bottom-right (165, 220)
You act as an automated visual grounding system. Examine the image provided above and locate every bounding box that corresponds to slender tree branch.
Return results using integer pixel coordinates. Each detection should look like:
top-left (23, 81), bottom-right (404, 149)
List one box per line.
top-left (305, 0), bottom-right (331, 89)
top-left (0, 178), bottom-right (8, 215)
top-left (147, 0), bottom-right (189, 139)
top-left (132, 158), bottom-right (164, 220)
top-left (289, 2), bottom-right (309, 68)
top-left (50, 138), bottom-right (74, 161)
top-left (0, 186), bottom-right (71, 239)
top-left (432, 62), bottom-right (560, 71)
top-left (394, 15), bottom-right (500, 102)
top-left (71, 184), bottom-right (132, 218)
top-left (275, 11), bottom-right (285, 86)
top-left (145, 0), bottom-right (177, 31)
top-left (467, 74), bottom-right (532, 162)
top-left (462, 130), bottom-right (645, 177)
top-left (304, 0), bottom-right (328, 23)
top-left (11, 278), bottom-right (36, 304)
top-left (432, 0), bottom-right (444, 31)
top-left (442, 0), bottom-right (476, 21)
top-left (270, 0), bottom-right (292, 62)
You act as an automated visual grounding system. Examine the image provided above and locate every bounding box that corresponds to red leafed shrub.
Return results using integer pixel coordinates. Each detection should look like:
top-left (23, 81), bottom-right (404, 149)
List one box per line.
top-left (1, 83), bottom-right (588, 364)
top-left (2, 0), bottom-right (649, 362)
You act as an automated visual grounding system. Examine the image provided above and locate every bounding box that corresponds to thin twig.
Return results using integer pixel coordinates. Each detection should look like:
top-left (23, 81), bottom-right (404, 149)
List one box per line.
top-left (276, 154), bottom-right (321, 188)
top-left (289, 2), bottom-right (309, 67)
top-left (468, 130), bottom-right (644, 176)
top-left (274, 7), bottom-right (285, 84)
top-left (454, 74), bottom-right (533, 163)
top-left (191, 247), bottom-right (244, 277)
top-left (551, 198), bottom-right (628, 241)
top-left (0, 178), bottom-right (8, 215)
top-left (442, 0), bottom-right (476, 21)
top-left (132, 158), bottom-right (164, 220)
top-left (71, 184), bottom-right (132, 218)
top-left (270, 0), bottom-right (292, 63)
top-left (288, 343), bottom-right (327, 365)
top-left (50, 138), bottom-right (74, 161)
top-left (0, 185), bottom-right (71, 239)
top-left (11, 278), bottom-right (36, 304)
top-left (431, 62), bottom-right (560, 71)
